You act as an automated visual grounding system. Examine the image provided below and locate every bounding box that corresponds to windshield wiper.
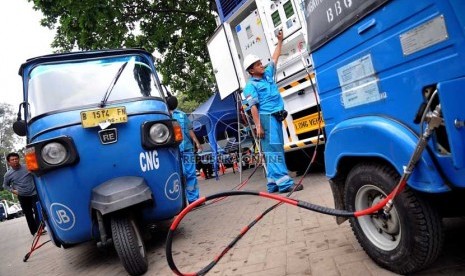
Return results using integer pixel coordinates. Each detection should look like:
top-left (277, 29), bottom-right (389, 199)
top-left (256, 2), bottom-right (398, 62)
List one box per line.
top-left (100, 61), bottom-right (128, 107)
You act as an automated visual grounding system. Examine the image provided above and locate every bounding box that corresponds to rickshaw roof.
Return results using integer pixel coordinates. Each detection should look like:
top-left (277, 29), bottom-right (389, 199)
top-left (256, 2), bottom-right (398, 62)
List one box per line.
top-left (18, 48), bottom-right (154, 77)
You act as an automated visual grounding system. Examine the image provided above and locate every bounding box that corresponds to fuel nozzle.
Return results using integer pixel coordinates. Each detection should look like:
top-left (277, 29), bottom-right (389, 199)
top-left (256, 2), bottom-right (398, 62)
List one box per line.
top-left (383, 199), bottom-right (394, 215)
top-left (425, 105), bottom-right (443, 131)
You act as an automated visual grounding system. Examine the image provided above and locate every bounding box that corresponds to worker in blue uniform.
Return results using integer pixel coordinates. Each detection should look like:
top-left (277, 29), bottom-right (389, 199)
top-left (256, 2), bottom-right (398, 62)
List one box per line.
top-left (167, 96), bottom-right (203, 204)
top-left (242, 30), bottom-right (303, 194)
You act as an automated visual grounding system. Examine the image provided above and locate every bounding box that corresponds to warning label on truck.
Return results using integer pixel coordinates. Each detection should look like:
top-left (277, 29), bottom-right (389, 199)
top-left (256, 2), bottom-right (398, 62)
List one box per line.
top-left (400, 15), bottom-right (449, 56)
top-left (337, 54), bottom-right (385, 108)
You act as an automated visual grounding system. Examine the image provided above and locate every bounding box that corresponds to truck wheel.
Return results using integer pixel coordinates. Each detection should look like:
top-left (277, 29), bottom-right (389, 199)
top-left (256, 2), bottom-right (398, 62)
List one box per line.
top-left (344, 163), bottom-right (443, 274)
top-left (111, 215), bottom-right (148, 276)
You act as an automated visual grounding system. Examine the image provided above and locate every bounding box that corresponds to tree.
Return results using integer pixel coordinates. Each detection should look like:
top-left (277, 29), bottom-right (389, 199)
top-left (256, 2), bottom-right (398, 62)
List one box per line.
top-left (177, 93), bottom-right (202, 113)
top-left (29, 0), bottom-right (219, 105)
top-left (0, 190), bottom-right (17, 202)
top-left (1, 104), bottom-right (16, 177)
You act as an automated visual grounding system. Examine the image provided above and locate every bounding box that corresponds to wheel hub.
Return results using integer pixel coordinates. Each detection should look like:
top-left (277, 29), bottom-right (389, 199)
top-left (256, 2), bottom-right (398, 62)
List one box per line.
top-left (355, 185), bottom-right (402, 250)
top-left (370, 195), bottom-right (400, 236)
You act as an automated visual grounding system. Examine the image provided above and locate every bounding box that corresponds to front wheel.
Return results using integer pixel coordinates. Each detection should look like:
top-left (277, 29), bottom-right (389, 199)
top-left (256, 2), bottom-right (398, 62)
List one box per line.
top-left (111, 214), bottom-right (148, 276)
top-left (344, 163), bottom-right (443, 274)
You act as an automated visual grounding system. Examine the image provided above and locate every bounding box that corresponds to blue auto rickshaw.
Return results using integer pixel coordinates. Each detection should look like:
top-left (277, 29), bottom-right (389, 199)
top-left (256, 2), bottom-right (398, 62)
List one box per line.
top-left (13, 49), bottom-right (186, 275)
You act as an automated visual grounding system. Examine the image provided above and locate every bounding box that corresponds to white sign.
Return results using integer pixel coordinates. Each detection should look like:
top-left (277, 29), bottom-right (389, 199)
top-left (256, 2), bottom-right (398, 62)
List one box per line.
top-left (337, 54), bottom-right (385, 108)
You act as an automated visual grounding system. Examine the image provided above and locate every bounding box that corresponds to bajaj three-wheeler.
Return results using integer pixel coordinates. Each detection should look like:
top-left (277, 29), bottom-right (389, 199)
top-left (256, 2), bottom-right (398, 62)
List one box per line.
top-left (13, 49), bottom-right (186, 275)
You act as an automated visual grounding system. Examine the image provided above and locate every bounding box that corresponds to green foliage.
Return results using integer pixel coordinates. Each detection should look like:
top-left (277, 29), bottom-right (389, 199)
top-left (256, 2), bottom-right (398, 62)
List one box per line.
top-left (176, 93), bottom-right (201, 114)
top-left (0, 190), bottom-right (17, 203)
top-left (0, 103), bottom-right (20, 178)
top-left (29, 0), bottom-right (218, 103)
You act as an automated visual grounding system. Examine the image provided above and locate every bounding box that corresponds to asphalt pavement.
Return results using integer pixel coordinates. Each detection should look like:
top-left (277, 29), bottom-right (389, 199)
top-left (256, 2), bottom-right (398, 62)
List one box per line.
top-left (1, 166), bottom-right (464, 275)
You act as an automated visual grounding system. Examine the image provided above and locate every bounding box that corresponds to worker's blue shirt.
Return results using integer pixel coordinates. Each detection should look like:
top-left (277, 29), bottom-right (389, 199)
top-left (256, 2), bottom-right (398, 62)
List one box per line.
top-left (172, 109), bottom-right (194, 152)
top-left (243, 61), bottom-right (284, 114)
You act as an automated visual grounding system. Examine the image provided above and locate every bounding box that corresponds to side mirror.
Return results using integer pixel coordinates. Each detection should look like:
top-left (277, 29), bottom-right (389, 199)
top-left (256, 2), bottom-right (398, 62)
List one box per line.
top-left (167, 96), bottom-right (178, 111)
top-left (13, 120), bottom-right (27, 136)
top-left (13, 102), bottom-right (27, 136)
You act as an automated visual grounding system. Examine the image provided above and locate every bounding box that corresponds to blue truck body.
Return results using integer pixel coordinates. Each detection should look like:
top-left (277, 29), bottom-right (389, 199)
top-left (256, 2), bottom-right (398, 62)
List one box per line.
top-left (308, 0), bottom-right (465, 192)
top-left (305, 0), bottom-right (465, 273)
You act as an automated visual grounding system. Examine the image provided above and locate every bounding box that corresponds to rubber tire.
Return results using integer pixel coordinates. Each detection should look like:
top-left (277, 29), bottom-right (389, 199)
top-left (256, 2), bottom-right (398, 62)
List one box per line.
top-left (111, 215), bottom-right (148, 276)
top-left (344, 163), bottom-right (443, 274)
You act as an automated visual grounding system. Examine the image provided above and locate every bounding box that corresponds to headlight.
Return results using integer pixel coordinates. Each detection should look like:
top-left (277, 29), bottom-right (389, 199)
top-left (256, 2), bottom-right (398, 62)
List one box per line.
top-left (25, 136), bottom-right (79, 175)
top-left (149, 123), bottom-right (170, 144)
top-left (41, 142), bottom-right (68, 165)
top-left (141, 120), bottom-right (182, 149)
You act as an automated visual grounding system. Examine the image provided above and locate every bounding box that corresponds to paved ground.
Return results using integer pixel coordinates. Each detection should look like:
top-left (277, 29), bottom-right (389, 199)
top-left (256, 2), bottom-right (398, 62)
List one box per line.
top-left (1, 167), bottom-right (464, 276)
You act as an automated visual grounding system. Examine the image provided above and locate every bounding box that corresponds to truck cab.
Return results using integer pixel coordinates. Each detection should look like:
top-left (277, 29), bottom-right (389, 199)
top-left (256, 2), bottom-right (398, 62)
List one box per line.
top-left (306, 0), bottom-right (465, 273)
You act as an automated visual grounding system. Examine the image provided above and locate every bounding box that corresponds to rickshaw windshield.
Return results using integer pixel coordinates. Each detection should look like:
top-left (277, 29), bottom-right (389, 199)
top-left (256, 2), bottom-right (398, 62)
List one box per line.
top-left (27, 55), bottom-right (162, 118)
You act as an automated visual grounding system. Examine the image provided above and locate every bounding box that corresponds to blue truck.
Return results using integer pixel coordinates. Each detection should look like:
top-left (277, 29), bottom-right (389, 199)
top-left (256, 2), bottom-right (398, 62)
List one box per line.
top-left (306, 0), bottom-right (465, 273)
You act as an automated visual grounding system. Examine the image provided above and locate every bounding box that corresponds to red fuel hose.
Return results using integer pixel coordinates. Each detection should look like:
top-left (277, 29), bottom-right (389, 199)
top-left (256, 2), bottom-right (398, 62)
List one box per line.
top-left (166, 181), bottom-right (405, 276)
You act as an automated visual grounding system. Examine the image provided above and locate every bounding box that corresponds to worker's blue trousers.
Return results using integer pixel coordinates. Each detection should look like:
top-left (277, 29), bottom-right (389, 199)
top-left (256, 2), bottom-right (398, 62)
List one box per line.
top-left (260, 114), bottom-right (294, 193)
top-left (181, 151), bottom-right (200, 203)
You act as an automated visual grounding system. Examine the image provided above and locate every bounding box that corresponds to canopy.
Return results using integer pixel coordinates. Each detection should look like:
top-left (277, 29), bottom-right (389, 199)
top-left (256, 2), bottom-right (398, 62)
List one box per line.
top-left (189, 92), bottom-right (241, 178)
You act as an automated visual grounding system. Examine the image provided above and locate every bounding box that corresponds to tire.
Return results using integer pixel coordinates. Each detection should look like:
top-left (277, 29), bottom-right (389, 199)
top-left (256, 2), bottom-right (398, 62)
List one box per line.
top-left (111, 215), bottom-right (148, 276)
top-left (344, 163), bottom-right (443, 274)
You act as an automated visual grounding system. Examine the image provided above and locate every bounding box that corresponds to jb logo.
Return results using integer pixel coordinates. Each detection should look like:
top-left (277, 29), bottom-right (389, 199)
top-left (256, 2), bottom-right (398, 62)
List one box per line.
top-left (50, 203), bottom-right (76, 231)
top-left (55, 209), bottom-right (71, 224)
top-left (169, 179), bottom-right (180, 194)
top-left (165, 173), bottom-right (181, 200)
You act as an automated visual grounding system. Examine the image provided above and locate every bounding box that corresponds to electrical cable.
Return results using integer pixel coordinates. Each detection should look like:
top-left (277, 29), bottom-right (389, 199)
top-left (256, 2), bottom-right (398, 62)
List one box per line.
top-left (200, 164), bottom-right (262, 207)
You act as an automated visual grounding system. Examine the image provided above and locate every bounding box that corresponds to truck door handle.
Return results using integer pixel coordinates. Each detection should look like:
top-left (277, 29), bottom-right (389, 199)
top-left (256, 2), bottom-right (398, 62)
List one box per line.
top-left (358, 19), bottom-right (377, 35)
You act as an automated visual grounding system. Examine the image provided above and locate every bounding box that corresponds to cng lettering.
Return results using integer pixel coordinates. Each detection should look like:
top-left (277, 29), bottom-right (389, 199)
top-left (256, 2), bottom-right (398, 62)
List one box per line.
top-left (50, 203), bottom-right (76, 231)
top-left (140, 150), bottom-right (160, 172)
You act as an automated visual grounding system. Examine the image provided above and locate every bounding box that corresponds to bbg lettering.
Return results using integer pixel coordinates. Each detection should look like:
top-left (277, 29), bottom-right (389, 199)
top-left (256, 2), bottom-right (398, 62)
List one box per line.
top-left (140, 150), bottom-right (160, 172)
top-left (326, 0), bottom-right (353, 23)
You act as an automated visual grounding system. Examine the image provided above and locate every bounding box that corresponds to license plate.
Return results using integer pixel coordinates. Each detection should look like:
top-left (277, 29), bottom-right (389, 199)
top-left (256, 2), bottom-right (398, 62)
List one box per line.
top-left (80, 107), bottom-right (127, 128)
top-left (293, 112), bottom-right (325, 135)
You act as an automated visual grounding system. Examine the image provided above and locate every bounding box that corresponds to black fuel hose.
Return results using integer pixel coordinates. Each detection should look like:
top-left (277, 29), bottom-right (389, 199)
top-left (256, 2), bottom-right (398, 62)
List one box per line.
top-left (165, 186), bottom-right (404, 276)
